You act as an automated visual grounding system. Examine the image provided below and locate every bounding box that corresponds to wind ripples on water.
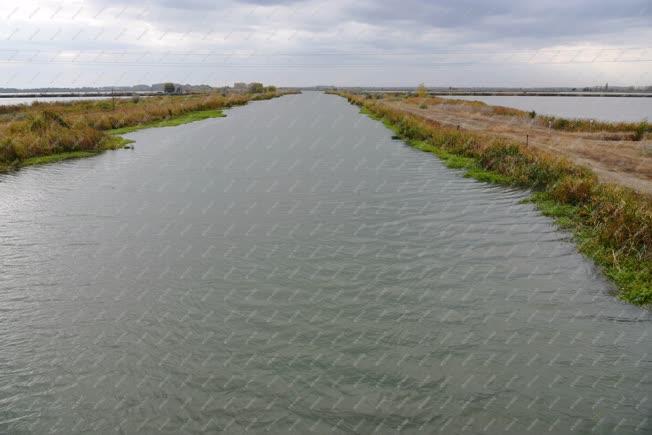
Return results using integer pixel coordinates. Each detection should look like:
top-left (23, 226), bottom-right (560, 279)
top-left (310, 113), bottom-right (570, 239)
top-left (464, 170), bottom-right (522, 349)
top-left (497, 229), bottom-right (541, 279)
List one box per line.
top-left (0, 92), bottom-right (650, 434)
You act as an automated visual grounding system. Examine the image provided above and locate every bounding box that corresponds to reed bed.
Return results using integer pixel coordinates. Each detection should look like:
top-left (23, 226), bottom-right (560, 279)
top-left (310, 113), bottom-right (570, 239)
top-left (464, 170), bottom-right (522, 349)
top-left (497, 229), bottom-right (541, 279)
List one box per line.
top-left (0, 91), bottom-right (283, 170)
top-left (341, 92), bottom-right (652, 305)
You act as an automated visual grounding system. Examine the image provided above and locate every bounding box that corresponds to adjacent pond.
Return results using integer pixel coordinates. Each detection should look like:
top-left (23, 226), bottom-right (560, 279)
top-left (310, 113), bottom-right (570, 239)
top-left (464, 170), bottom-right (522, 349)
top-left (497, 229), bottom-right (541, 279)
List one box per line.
top-left (0, 95), bottom-right (134, 106)
top-left (0, 92), bottom-right (650, 434)
top-left (442, 95), bottom-right (652, 122)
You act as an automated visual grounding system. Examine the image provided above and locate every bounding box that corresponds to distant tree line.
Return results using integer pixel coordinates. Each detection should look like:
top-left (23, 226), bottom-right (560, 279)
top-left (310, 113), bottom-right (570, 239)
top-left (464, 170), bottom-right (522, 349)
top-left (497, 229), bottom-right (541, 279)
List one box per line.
top-left (154, 82), bottom-right (279, 95)
top-left (248, 83), bottom-right (276, 94)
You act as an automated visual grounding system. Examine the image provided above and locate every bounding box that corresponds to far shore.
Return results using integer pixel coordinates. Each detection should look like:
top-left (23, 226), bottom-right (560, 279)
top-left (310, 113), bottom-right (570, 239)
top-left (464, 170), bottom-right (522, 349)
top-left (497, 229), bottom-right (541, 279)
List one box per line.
top-left (372, 91), bottom-right (652, 98)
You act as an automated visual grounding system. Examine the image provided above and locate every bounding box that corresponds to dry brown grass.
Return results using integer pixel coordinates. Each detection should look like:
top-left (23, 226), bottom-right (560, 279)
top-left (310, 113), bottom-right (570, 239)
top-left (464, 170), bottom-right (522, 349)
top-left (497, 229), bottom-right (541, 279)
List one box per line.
top-left (0, 92), bottom-right (280, 168)
top-left (383, 96), bottom-right (652, 196)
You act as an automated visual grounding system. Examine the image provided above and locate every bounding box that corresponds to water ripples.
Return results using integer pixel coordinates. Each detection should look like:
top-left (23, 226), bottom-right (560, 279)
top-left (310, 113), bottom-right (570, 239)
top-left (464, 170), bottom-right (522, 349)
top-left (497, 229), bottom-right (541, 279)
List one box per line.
top-left (0, 92), bottom-right (650, 434)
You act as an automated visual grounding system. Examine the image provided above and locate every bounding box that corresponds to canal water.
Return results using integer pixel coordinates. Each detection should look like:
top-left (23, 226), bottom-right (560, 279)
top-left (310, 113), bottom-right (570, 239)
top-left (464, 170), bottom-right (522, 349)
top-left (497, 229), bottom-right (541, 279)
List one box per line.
top-left (0, 92), bottom-right (650, 434)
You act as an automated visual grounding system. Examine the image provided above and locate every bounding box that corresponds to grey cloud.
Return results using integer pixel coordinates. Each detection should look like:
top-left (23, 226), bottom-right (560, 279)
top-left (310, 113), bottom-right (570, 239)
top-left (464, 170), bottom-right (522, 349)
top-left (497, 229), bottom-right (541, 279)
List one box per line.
top-left (344, 0), bottom-right (651, 43)
top-left (235, 0), bottom-right (306, 4)
top-left (1, 0), bottom-right (650, 87)
top-left (84, 0), bottom-right (651, 44)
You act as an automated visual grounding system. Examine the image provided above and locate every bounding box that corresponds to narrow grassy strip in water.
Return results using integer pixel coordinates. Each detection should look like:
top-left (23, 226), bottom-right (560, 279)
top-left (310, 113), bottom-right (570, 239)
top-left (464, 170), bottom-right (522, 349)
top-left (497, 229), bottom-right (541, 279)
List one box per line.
top-left (351, 98), bottom-right (651, 305)
top-left (19, 135), bottom-right (134, 167)
top-left (107, 109), bottom-right (225, 135)
top-left (409, 139), bottom-right (513, 185)
top-left (20, 151), bottom-right (101, 167)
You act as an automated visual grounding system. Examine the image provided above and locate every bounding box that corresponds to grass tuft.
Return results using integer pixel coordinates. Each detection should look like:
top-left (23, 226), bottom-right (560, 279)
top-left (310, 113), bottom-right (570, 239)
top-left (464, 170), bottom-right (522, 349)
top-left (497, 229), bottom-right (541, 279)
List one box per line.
top-left (21, 151), bottom-right (100, 167)
top-left (0, 91), bottom-right (291, 171)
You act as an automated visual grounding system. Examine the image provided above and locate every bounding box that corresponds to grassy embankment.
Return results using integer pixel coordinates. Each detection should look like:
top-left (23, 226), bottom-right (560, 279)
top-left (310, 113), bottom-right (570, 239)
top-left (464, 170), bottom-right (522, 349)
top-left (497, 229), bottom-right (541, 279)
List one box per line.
top-left (339, 92), bottom-right (652, 305)
top-left (377, 93), bottom-right (651, 138)
top-left (0, 91), bottom-right (286, 171)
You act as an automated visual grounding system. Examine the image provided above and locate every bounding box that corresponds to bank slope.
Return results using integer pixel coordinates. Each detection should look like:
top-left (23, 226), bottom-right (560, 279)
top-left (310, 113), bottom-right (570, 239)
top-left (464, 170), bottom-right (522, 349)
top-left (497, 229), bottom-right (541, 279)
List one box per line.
top-left (339, 92), bottom-right (652, 306)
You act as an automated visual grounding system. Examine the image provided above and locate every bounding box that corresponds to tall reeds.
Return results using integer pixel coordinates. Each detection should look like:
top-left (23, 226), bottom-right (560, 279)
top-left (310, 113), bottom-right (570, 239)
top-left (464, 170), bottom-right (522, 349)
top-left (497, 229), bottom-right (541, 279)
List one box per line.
top-left (0, 91), bottom-right (282, 168)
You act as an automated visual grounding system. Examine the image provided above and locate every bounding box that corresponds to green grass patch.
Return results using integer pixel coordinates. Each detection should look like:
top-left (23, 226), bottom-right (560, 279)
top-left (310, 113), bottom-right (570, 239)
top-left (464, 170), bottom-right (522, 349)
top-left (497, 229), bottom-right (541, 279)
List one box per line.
top-left (20, 151), bottom-right (101, 167)
top-left (108, 109), bottom-right (225, 135)
top-left (18, 135), bottom-right (134, 168)
top-left (344, 91), bottom-right (652, 306)
top-left (529, 192), bottom-right (652, 304)
top-left (103, 135), bottom-right (135, 149)
top-left (408, 139), bottom-right (514, 185)
top-left (527, 192), bottom-right (578, 228)
top-left (360, 107), bottom-right (382, 121)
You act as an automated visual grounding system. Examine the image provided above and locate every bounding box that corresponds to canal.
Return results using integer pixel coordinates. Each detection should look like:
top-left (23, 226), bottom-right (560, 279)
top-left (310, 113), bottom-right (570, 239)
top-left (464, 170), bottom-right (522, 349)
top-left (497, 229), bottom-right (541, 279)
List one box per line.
top-left (0, 92), bottom-right (650, 433)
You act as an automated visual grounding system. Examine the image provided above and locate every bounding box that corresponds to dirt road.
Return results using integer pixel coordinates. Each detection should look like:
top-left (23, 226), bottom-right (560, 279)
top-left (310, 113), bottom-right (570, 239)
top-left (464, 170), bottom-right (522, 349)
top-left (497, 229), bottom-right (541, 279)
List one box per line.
top-left (386, 99), bottom-right (652, 195)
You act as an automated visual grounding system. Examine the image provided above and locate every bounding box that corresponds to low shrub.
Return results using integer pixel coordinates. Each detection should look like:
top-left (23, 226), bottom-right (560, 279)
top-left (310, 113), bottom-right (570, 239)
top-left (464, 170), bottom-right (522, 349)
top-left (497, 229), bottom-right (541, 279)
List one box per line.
top-left (539, 115), bottom-right (649, 134)
top-left (551, 176), bottom-right (595, 205)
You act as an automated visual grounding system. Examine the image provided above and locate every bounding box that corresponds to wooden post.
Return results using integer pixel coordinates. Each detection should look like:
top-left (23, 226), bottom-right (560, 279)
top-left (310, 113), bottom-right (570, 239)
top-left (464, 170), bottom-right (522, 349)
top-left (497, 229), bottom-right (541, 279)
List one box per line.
top-left (526, 134), bottom-right (528, 146)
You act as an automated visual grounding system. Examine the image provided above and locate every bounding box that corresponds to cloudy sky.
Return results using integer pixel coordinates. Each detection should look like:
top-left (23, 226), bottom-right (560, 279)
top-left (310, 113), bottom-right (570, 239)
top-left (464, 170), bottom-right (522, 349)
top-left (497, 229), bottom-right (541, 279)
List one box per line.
top-left (0, 0), bottom-right (650, 88)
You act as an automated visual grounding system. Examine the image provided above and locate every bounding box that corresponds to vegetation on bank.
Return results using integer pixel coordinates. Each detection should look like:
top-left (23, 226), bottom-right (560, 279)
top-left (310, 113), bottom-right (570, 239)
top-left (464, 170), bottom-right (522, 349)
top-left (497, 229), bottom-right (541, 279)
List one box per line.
top-left (21, 150), bottom-right (103, 167)
top-left (107, 109), bottom-right (225, 135)
top-left (372, 93), bottom-right (651, 138)
top-left (343, 93), bottom-right (652, 305)
top-left (0, 91), bottom-right (288, 171)
top-left (539, 116), bottom-right (649, 137)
